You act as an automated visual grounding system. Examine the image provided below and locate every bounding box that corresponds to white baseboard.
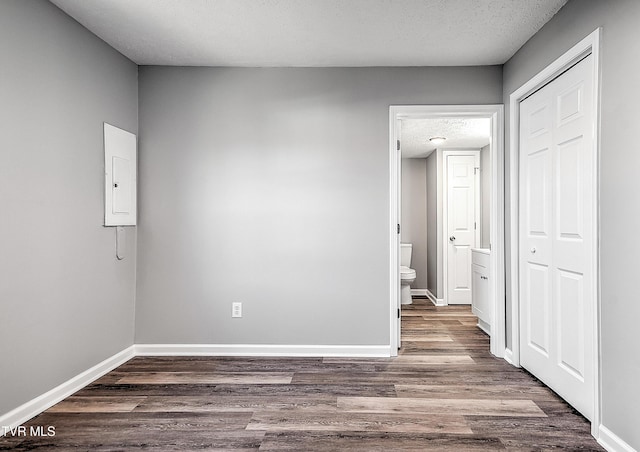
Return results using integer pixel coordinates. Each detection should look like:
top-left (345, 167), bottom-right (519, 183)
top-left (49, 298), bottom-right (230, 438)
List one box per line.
top-left (598, 425), bottom-right (637, 452)
top-left (476, 319), bottom-right (491, 335)
top-left (426, 289), bottom-right (446, 306)
top-left (504, 348), bottom-right (515, 365)
top-left (410, 288), bottom-right (428, 297)
top-left (135, 344), bottom-right (391, 358)
top-left (0, 345), bottom-right (135, 436)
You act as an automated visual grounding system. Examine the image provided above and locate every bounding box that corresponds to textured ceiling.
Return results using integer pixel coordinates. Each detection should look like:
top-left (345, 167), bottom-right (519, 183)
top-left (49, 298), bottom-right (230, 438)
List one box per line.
top-left (49, 0), bottom-right (567, 66)
top-left (401, 118), bottom-right (491, 159)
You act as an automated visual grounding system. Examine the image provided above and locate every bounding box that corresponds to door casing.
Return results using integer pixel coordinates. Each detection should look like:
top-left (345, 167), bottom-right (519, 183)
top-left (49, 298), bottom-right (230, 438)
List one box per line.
top-left (507, 28), bottom-right (601, 437)
top-left (389, 105), bottom-right (505, 357)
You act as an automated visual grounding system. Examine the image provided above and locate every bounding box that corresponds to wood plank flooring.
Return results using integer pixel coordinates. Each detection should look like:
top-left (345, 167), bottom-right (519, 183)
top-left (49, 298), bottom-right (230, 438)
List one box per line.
top-left (0, 300), bottom-right (604, 451)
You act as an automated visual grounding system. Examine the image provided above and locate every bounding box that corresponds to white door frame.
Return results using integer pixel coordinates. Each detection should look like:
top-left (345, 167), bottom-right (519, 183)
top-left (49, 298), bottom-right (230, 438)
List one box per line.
top-left (443, 149), bottom-right (481, 305)
top-left (389, 105), bottom-right (505, 357)
top-left (507, 28), bottom-right (601, 436)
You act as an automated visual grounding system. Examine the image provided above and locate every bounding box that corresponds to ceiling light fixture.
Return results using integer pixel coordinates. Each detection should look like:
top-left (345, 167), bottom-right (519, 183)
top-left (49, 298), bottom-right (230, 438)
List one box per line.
top-left (429, 136), bottom-right (447, 145)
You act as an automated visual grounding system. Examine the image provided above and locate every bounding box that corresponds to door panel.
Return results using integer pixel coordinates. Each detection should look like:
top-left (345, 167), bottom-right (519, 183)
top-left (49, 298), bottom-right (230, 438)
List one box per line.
top-left (528, 104), bottom-right (549, 136)
top-left (526, 262), bottom-right (550, 356)
top-left (556, 138), bottom-right (583, 239)
top-left (452, 187), bottom-right (471, 230)
top-left (519, 55), bottom-right (594, 420)
top-left (557, 269), bottom-right (585, 379)
top-left (453, 246), bottom-right (471, 290)
top-left (526, 149), bottom-right (550, 236)
top-left (557, 82), bottom-right (584, 125)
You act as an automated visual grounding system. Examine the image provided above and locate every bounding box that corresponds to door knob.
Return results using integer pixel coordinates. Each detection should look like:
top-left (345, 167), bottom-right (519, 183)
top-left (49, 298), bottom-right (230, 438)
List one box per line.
top-left (531, 247), bottom-right (536, 254)
top-left (449, 236), bottom-right (456, 242)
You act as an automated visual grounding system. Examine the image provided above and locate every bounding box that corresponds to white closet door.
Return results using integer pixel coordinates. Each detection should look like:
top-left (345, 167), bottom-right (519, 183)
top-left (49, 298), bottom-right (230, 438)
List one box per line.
top-left (519, 55), bottom-right (594, 420)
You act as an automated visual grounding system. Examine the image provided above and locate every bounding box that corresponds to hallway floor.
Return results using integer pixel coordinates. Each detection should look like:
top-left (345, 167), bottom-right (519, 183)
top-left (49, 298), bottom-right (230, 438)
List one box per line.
top-left (0, 300), bottom-right (603, 450)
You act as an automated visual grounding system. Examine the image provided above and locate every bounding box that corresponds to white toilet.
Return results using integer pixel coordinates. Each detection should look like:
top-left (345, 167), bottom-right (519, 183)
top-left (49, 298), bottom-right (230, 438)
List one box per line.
top-left (400, 243), bottom-right (417, 305)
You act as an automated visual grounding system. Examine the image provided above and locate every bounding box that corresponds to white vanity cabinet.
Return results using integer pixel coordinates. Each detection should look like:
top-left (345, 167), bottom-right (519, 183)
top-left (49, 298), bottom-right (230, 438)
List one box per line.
top-left (471, 248), bottom-right (491, 334)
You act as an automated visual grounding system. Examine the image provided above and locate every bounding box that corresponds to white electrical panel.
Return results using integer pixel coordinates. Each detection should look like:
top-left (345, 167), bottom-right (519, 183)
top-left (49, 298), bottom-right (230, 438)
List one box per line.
top-left (104, 123), bottom-right (137, 226)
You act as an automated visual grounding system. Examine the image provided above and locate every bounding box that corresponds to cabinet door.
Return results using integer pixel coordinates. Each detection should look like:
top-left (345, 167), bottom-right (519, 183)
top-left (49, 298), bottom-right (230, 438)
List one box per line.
top-left (478, 270), bottom-right (490, 327)
top-left (471, 263), bottom-right (486, 319)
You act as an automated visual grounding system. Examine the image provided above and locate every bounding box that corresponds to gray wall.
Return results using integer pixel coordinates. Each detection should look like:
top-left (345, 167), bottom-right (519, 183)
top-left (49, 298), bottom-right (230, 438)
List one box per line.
top-left (480, 144), bottom-right (491, 248)
top-left (503, 0), bottom-right (640, 447)
top-left (425, 151), bottom-right (439, 297)
top-left (400, 158), bottom-right (427, 289)
top-left (136, 66), bottom-right (502, 345)
top-left (0, 0), bottom-right (138, 416)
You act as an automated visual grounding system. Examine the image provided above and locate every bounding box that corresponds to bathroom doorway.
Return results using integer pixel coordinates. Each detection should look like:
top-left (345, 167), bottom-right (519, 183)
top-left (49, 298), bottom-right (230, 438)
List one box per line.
top-left (389, 105), bottom-right (505, 357)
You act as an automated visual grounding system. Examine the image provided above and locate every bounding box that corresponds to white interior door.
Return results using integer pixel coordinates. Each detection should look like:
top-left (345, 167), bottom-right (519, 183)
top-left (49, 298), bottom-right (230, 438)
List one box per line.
top-left (519, 55), bottom-right (594, 420)
top-left (446, 152), bottom-right (480, 305)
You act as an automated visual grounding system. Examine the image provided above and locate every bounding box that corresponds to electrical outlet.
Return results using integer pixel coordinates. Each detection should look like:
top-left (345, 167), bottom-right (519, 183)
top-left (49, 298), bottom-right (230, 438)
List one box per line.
top-left (232, 302), bottom-right (242, 318)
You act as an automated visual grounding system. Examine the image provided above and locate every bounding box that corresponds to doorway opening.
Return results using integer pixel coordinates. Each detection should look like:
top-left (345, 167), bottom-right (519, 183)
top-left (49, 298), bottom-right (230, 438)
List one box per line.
top-left (389, 105), bottom-right (505, 357)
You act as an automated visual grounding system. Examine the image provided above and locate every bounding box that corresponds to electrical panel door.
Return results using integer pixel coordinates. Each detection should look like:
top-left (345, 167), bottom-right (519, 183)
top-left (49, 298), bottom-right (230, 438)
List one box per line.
top-left (104, 123), bottom-right (137, 226)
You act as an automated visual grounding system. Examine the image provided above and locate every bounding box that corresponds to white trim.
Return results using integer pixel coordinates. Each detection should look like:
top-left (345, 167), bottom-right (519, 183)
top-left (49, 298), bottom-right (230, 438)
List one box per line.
top-left (503, 348), bottom-right (516, 366)
top-left (389, 110), bottom-right (401, 355)
top-left (508, 28), bottom-right (602, 435)
top-left (476, 318), bottom-right (491, 335)
top-left (442, 149), bottom-right (480, 306)
top-left (598, 425), bottom-right (638, 452)
top-left (426, 289), bottom-right (446, 306)
top-left (0, 345), bottom-right (135, 436)
top-left (134, 344), bottom-right (391, 357)
top-left (410, 288), bottom-right (428, 297)
top-left (390, 104), bottom-right (505, 358)
top-left (489, 106), bottom-right (506, 358)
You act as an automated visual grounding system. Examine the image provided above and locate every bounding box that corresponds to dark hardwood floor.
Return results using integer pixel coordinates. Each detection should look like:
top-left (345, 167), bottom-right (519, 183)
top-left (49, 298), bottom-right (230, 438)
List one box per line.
top-left (1, 300), bottom-right (604, 450)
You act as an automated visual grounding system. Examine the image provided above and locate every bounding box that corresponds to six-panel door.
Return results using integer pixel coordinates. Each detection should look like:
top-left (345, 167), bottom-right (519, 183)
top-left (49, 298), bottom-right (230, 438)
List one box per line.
top-left (519, 55), bottom-right (594, 420)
